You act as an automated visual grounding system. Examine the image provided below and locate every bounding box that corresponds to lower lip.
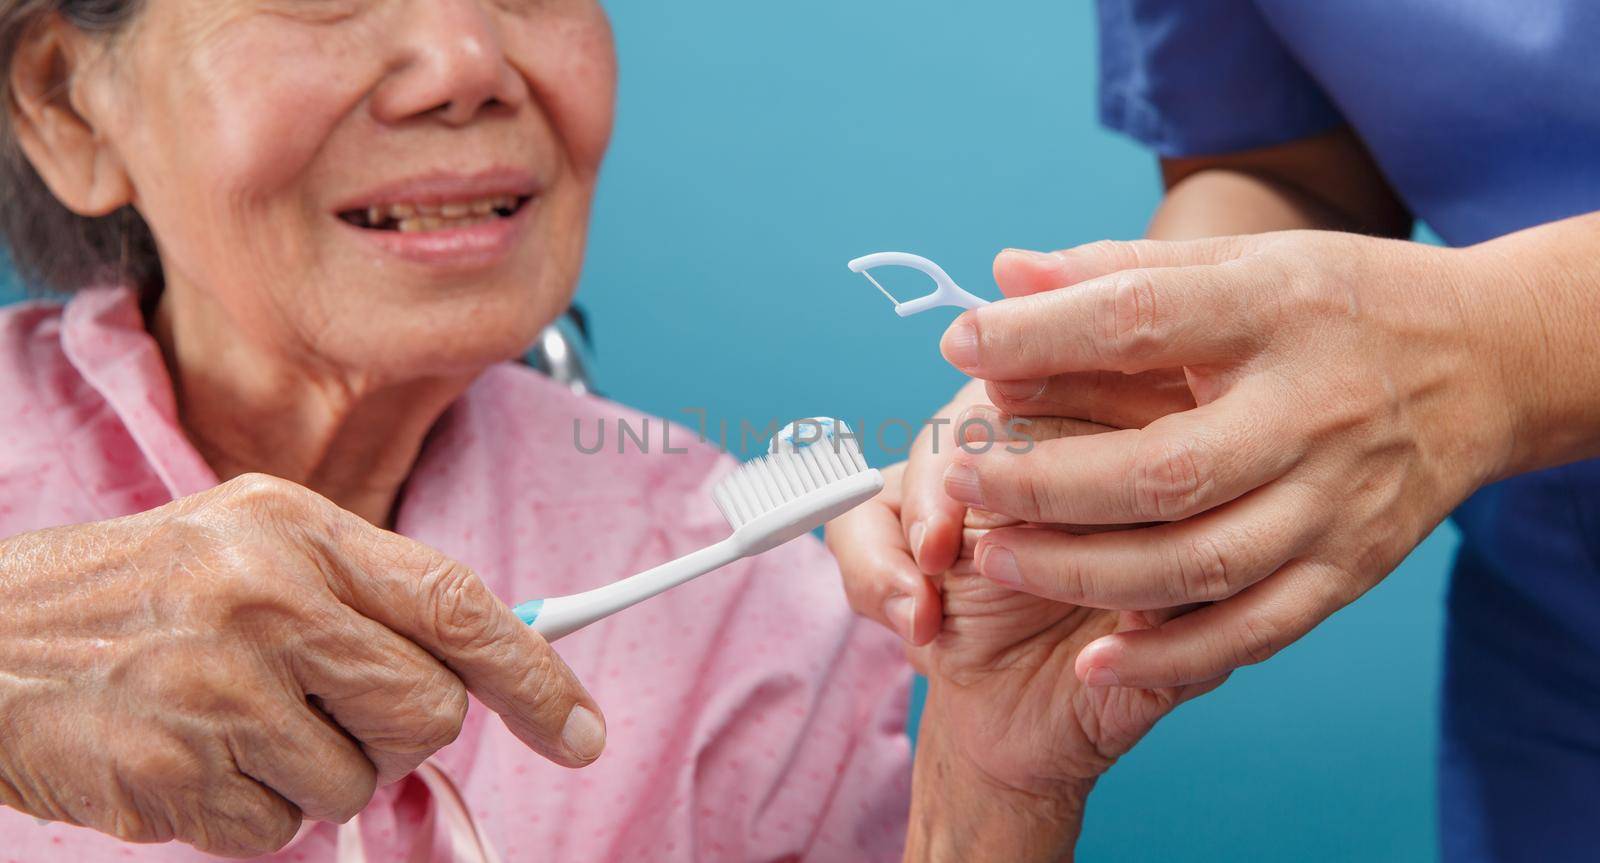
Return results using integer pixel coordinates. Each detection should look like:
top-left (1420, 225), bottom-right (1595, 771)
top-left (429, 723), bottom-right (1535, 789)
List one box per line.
top-left (338, 199), bottom-right (537, 269)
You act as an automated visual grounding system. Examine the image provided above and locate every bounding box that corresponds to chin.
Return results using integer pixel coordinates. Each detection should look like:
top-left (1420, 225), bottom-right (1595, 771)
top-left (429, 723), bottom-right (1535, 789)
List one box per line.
top-left (309, 285), bottom-right (568, 385)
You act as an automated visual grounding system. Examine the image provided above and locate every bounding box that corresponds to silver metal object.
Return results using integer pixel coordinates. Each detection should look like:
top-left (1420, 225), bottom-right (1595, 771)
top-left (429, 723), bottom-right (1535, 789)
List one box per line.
top-left (527, 307), bottom-right (596, 396)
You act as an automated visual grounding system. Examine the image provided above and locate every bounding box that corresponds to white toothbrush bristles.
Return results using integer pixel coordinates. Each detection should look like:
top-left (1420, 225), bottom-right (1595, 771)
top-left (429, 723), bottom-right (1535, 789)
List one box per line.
top-left (713, 425), bottom-right (872, 530)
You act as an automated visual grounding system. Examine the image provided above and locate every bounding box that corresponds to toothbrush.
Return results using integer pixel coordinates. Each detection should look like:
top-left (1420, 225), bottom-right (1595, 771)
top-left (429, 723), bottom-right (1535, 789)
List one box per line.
top-left (847, 252), bottom-right (993, 316)
top-left (514, 419), bottom-right (883, 642)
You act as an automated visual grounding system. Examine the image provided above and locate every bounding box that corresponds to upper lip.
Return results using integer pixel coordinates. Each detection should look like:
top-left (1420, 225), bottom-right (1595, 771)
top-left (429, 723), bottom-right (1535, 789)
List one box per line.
top-left (332, 168), bottom-right (541, 214)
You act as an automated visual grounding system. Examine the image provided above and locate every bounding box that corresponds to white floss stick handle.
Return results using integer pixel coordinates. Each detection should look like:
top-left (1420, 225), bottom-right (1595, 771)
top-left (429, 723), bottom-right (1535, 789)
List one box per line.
top-left (847, 252), bottom-right (992, 316)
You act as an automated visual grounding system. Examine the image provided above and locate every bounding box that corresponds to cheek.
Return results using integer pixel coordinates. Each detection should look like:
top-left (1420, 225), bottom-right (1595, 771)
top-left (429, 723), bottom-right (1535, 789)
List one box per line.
top-left (513, 11), bottom-right (617, 179)
top-left (127, 20), bottom-right (364, 249)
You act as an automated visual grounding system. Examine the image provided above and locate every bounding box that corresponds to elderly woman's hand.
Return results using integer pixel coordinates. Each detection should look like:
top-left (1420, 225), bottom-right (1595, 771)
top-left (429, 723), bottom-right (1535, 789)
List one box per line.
top-left (0, 474), bottom-right (605, 858)
top-left (937, 232), bottom-right (1525, 690)
top-left (901, 508), bottom-right (1224, 861)
top-left (830, 416), bottom-right (1224, 861)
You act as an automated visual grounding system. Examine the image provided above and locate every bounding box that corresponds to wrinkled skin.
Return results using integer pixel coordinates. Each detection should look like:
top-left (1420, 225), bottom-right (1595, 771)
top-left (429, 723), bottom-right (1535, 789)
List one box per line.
top-left (917, 510), bottom-right (1222, 794)
top-left (0, 474), bottom-right (606, 858)
top-left (829, 419), bottom-right (1224, 804)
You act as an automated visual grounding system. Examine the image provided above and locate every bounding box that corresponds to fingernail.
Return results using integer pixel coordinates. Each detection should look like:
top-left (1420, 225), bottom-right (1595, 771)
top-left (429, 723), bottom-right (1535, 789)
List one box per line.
top-left (908, 520), bottom-right (927, 564)
top-left (956, 405), bottom-right (1001, 445)
top-left (992, 379), bottom-right (1047, 403)
top-left (942, 317), bottom-right (980, 371)
top-left (1084, 666), bottom-right (1123, 688)
top-left (883, 594), bottom-right (917, 643)
top-left (943, 461), bottom-right (985, 507)
top-left (980, 545), bottom-right (1022, 587)
top-left (562, 705), bottom-right (607, 762)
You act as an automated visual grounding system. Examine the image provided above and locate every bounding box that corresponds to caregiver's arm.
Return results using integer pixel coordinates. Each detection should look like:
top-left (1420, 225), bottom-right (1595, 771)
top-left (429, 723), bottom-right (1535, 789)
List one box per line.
top-left (1150, 126), bottom-right (1413, 240)
top-left (0, 474), bottom-right (605, 858)
top-left (1471, 213), bottom-right (1600, 472)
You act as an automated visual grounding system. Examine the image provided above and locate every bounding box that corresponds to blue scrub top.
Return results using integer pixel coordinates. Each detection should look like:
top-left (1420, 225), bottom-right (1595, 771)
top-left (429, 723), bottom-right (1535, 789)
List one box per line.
top-left (1097, 2), bottom-right (1600, 860)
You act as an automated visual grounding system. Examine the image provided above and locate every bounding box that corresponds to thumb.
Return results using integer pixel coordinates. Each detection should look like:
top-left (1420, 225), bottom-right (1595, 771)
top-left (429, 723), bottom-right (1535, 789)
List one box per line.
top-left (319, 518), bottom-right (607, 768)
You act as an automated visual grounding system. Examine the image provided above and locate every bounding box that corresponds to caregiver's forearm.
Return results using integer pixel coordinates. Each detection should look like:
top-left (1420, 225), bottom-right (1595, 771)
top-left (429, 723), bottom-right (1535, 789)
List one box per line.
top-left (903, 714), bottom-right (1088, 863)
top-left (1147, 168), bottom-right (1346, 239)
top-left (1148, 127), bottom-right (1413, 240)
top-left (1461, 211), bottom-right (1600, 477)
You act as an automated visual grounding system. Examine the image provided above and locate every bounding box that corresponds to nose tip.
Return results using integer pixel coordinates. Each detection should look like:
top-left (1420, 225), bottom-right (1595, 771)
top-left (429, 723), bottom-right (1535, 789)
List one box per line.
top-left (431, 35), bottom-right (512, 124)
top-left (374, 4), bottom-right (525, 126)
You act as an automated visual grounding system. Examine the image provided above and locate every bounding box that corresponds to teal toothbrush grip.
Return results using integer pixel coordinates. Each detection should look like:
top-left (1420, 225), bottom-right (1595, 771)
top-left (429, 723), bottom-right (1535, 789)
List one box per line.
top-left (514, 598), bottom-right (544, 627)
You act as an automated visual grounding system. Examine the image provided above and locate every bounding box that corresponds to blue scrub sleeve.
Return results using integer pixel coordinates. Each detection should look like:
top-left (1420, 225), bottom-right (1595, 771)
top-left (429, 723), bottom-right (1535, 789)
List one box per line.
top-left (1096, 0), bottom-right (1344, 157)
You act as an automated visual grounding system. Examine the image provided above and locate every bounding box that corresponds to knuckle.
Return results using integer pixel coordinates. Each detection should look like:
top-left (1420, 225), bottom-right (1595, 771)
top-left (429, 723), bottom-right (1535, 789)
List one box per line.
top-left (1079, 238), bottom-right (1141, 271)
top-left (836, 564), bottom-right (883, 617)
top-left (1231, 614), bottom-right (1282, 668)
top-left (419, 560), bottom-right (498, 651)
top-left (1098, 270), bottom-right (1163, 366)
top-left (412, 677), bottom-right (470, 753)
top-left (513, 647), bottom-right (575, 722)
top-left (102, 770), bottom-right (179, 845)
top-left (230, 814), bottom-right (301, 858)
top-left (201, 786), bottom-right (300, 857)
top-left (1130, 435), bottom-right (1209, 521)
top-left (256, 811), bottom-right (304, 856)
top-left (1173, 533), bottom-right (1233, 602)
top-left (114, 744), bottom-right (191, 800)
top-left (221, 472), bottom-right (309, 515)
top-left (371, 668), bottom-right (470, 756)
top-left (1008, 458), bottom-right (1060, 522)
top-left (327, 770), bottom-right (377, 824)
top-left (1044, 553), bottom-right (1090, 603)
top-left (1011, 470), bottom-right (1046, 521)
top-left (106, 809), bottom-right (166, 845)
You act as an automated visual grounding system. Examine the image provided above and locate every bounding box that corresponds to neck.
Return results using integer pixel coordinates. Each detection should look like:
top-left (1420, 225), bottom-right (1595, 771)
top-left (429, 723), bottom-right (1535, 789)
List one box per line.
top-left (150, 288), bottom-right (475, 527)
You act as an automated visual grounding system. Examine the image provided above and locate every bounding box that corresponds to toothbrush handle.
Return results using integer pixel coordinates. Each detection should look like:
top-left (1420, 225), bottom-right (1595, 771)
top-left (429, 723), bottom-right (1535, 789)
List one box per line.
top-left (515, 538), bottom-right (745, 642)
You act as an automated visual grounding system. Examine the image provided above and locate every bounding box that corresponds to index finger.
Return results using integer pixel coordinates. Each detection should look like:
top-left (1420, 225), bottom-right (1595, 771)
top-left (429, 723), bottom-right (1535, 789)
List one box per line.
top-left (315, 518), bottom-right (606, 768)
top-left (941, 261), bottom-right (1271, 381)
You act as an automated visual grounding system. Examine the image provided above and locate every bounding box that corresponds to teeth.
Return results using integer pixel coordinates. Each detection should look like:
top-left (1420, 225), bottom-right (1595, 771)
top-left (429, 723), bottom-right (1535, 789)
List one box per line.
top-left (356, 195), bottom-right (522, 230)
top-left (395, 214), bottom-right (500, 233)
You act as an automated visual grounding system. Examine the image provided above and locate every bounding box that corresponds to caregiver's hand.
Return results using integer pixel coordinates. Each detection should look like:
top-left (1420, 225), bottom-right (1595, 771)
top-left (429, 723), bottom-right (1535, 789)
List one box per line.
top-left (0, 474), bottom-right (604, 858)
top-left (943, 231), bottom-right (1519, 689)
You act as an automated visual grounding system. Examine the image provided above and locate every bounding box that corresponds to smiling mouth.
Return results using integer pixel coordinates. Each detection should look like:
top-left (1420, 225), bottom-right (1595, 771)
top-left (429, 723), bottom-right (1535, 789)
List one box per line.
top-left (338, 195), bottom-right (532, 233)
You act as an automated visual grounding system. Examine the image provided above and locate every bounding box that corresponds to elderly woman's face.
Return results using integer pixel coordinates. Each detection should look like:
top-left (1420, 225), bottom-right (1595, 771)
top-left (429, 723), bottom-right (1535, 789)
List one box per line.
top-left (109, 0), bottom-right (615, 376)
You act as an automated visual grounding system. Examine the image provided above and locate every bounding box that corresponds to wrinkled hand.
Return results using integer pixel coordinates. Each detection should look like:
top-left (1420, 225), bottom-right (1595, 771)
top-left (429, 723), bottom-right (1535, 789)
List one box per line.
top-left (940, 232), bottom-right (1513, 688)
top-left (836, 379), bottom-right (986, 647)
top-left (0, 474), bottom-right (605, 858)
top-left (829, 415), bottom-right (1223, 792)
top-left (919, 505), bottom-right (1224, 795)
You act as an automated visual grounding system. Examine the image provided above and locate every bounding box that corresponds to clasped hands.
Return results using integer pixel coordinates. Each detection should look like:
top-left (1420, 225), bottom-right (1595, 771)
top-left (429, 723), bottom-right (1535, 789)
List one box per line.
top-left (828, 229), bottom-right (1522, 844)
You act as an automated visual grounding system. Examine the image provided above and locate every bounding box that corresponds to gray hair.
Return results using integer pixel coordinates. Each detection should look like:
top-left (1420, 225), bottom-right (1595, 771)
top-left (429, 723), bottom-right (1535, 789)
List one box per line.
top-left (0, 0), bottom-right (155, 295)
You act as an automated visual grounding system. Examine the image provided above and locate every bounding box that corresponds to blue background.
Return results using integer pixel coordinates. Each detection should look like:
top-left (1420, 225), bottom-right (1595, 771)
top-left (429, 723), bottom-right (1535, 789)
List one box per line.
top-left (0, 3), bottom-right (1455, 860)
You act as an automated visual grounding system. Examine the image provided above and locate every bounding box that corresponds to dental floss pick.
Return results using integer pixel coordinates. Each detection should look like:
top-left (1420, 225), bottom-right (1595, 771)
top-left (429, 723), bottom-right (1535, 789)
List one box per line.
top-left (847, 252), bottom-right (993, 316)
